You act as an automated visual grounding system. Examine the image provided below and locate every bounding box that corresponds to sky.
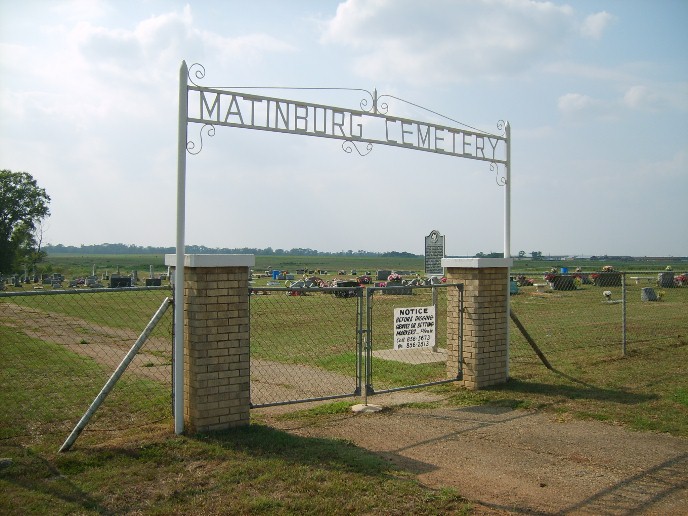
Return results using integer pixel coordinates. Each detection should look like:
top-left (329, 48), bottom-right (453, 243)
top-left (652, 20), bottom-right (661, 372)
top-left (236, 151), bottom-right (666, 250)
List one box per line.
top-left (1, 0), bottom-right (687, 257)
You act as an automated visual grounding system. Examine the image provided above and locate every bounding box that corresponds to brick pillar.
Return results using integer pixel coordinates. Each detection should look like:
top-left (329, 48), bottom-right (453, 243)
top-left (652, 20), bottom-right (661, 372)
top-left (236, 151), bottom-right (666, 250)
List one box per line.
top-left (165, 254), bottom-right (254, 433)
top-left (442, 258), bottom-right (512, 390)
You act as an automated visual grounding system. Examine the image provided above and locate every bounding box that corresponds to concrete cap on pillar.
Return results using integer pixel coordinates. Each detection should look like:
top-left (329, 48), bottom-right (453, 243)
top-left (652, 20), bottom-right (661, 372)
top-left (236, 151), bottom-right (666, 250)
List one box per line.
top-left (164, 254), bottom-right (255, 268)
top-left (441, 258), bottom-right (513, 268)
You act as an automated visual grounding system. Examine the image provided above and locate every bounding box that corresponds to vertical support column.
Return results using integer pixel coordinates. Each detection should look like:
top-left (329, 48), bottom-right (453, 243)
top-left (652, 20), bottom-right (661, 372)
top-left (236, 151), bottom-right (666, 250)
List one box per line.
top-left (174, 60), bottom-right (188, 435)
top-left (442, 258), bottom-right (513, 390)
top-left (166, 254), bottom-right (254, 433)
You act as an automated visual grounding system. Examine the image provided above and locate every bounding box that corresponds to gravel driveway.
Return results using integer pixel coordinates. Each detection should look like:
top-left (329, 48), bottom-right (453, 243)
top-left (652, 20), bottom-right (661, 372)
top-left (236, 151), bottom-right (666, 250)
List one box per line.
top-left (258, 393), bottom-right (688, 515)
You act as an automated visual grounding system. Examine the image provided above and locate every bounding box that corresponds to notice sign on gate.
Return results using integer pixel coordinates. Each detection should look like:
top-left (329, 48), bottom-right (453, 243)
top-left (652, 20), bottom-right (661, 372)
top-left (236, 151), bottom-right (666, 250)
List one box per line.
top-left (393, 306), bottom-right (436, 350)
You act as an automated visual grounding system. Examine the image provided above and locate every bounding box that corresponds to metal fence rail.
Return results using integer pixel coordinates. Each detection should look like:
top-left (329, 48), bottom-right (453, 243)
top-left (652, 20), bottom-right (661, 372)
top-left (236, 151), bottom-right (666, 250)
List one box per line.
top-left (249, 286), bottom-right (362, 408)
top-left (366, 283), bottom-right (462, 395)
top-left (0, 287), bottom-right (173, 443)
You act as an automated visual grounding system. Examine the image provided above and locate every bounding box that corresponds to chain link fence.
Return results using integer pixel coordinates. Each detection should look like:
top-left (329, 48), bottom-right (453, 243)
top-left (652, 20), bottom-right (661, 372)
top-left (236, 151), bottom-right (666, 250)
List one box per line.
top-left (249, 286), bottom-right (362, 407)
top-left (0, 287), bottom-right (173, 445)
top-left (509, 271), bottom-right (687, 373)
top-left (366, 284), bottom-right (461, 394)
top-left (4, 268), bottom-right (683, 443)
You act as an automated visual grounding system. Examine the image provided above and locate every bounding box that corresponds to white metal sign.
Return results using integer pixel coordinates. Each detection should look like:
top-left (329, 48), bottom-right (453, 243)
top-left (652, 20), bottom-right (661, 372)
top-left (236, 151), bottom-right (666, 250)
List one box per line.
top-left (393, 306), bottom-right (436, 350)
top-left (188, 87), bottom-right (507, 163)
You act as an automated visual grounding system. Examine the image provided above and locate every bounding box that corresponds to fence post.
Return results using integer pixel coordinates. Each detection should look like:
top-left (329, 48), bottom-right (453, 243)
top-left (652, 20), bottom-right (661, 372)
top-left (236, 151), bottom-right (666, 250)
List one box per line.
top-left (622, 272), bottom-right (627, 357)
top-left (165, 254), bottom-right (254, 433)
top-left (442, 258), bottom-right (513, 389)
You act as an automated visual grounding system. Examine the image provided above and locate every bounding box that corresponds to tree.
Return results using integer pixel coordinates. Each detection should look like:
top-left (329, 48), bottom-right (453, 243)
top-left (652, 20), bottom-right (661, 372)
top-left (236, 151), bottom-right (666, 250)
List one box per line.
top-left (0, 170), bottom-right (51, 273)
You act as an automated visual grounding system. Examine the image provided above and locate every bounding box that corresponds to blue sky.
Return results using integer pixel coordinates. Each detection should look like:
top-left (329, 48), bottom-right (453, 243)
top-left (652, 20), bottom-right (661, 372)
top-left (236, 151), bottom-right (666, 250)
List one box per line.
top-left (1, 0), bottom-right (686, 256)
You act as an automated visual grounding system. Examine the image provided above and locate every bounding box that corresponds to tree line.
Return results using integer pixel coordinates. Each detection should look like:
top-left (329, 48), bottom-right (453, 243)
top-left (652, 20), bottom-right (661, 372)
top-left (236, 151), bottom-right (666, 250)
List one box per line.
top-left (44, 243), bottom-right (421, 258)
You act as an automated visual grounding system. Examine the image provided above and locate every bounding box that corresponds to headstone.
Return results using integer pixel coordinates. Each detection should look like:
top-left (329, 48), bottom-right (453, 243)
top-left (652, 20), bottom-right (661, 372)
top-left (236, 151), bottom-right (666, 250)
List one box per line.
top-left (658, 272), bottom-right (674, 288)
top-left (641, 287), bottom-right (657, 302)
top-left (424, 230), bottom-right (445, 276)
top-left (110, 276), bottom-right (132, 288)
top-left (377, 270), bottom-right (391, 281)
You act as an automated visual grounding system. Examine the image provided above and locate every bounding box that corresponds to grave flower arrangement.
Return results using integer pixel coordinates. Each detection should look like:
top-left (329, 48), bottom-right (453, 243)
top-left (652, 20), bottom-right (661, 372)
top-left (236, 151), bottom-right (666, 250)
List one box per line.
top-left (591, 265), bottom-right (621, 287)
top-left (387, 272), bottom-right (403, 283)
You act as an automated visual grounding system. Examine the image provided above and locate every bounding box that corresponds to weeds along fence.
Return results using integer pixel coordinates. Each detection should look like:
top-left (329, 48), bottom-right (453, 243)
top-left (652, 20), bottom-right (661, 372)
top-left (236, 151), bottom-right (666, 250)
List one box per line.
top-left (0, 287), bottom-right (173, 444)
top-left (509, 271), bottom-right (688, 375)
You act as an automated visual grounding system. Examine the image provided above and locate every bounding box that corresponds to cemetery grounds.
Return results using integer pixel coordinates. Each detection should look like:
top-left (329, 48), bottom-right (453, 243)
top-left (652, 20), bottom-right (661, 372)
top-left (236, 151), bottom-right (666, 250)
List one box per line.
top-left (0, 255), bottom-right (686, 514)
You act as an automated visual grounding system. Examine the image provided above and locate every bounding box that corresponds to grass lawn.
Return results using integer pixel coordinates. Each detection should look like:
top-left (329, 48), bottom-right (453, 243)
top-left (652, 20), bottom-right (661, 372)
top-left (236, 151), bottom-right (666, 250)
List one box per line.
top-left (1, 259), bottom-right (686, 514)
top-left (0, 328), bottom-right (470, 515)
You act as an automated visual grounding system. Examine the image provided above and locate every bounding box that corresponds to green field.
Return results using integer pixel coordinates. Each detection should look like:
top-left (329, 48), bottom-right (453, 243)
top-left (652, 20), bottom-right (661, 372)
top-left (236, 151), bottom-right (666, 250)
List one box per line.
top-left (25, 253), bottom-right (688, 290)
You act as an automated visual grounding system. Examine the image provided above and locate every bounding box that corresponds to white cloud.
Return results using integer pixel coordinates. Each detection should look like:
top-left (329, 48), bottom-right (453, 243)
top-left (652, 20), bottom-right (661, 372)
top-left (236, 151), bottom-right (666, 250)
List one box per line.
top-left (545, 60), bottom-right (634, 83)
top-left (623, 83), bottom-right (688, 112)
top-left (623, 85), bottom-right (655, 109)
top-left (557, 81), bottom-right (688, 119)
top-left (73, 6), bottom-right (294, 82)
top-left (1, 5), bottom-right (296, 127)
top-left (322, 0), bottom-right (579, 85)
top-left (557, 92), bottom-right (596, 114)
top-left (580, 11), bottom-right (614, 40)
top-left (49, 0), bottom-right (113, 23)
top-left (633, 149), bottom-right (687, 181)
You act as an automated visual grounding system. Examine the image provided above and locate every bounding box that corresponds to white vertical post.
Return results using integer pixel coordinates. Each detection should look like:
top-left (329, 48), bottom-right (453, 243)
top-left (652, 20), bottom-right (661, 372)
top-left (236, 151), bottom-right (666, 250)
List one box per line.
top-left (174, 61), bottom-right (188, 434)
top-left (504, 122), bottom-right (511, 260)
top-left (504, 122), bottom-right (511, 377)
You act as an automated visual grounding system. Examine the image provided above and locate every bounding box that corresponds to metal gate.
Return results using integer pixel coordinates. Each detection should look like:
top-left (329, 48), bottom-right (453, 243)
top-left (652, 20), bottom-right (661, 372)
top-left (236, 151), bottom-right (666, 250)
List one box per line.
top-left (365, 283), bottom-right (463, 396)
top-left (249, 286), bottom-right (363, 408)
top-left (249, 282), bottom-right (463, 408)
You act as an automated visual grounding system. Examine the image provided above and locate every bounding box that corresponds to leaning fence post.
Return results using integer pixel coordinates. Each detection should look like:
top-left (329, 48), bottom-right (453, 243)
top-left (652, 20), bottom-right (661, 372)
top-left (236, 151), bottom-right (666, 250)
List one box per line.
top-left (59, 297), bottom-right (172, 452)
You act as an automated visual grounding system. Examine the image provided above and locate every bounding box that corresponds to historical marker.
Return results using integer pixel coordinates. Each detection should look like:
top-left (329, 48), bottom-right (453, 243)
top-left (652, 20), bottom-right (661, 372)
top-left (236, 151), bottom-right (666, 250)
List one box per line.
top-left (425, 230), bottom-right (445, 276)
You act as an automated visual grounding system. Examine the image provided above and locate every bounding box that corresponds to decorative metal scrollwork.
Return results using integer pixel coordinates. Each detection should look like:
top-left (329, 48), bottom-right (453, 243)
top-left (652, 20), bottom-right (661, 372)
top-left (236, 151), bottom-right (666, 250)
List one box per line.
top-left (342, 140), bottom-right (373, 156)
top-left (497, 120), bottom-right (506, 137)
top-left (187, 63), bottom-right (206, 87)
top-left (359, 89), bottom-right (389, 115)
top-left (187, 124), bottom-right (215, 155)
top-left (491, 162), bottom-right (507, 186)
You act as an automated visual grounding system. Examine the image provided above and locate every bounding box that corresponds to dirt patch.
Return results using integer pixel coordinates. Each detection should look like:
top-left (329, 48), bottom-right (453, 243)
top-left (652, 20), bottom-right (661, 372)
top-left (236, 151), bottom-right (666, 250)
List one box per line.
top-left (0, 301), bottom-right (171, 382)
top-left (258, 397), bottom-right (688, 515)
top-left (250, 359), bottom-right (358, 406)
